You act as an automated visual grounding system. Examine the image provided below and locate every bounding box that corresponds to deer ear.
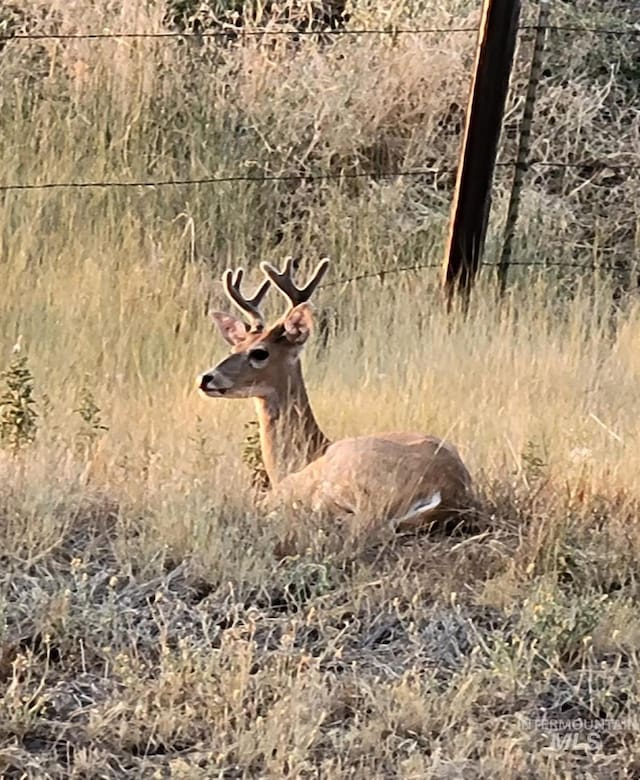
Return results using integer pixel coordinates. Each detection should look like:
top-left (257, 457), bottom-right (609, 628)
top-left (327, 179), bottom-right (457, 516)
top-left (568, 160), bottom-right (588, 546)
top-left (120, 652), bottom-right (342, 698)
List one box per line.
top-left (211, 312), bottom-right (248, 346)
top-left (283, 303), bottom-right (313, 345)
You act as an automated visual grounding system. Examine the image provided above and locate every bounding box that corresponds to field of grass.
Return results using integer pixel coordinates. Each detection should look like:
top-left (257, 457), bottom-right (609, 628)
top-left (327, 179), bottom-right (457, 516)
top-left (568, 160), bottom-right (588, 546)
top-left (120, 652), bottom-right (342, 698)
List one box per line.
top-left (1, 0), bottom-right (640, 777)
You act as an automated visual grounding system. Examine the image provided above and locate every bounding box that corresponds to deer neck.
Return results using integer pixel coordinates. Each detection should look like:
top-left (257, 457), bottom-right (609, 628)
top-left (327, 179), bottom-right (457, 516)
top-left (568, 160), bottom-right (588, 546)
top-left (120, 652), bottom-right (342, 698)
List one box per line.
top-left (254, 360), bottom-right (329, 485)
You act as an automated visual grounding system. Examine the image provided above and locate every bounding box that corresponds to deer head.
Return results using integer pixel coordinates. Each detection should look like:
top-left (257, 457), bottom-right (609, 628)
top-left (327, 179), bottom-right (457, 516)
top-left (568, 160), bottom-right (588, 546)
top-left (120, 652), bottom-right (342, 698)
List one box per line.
top-left (198, 257), bottom-right (330, 400)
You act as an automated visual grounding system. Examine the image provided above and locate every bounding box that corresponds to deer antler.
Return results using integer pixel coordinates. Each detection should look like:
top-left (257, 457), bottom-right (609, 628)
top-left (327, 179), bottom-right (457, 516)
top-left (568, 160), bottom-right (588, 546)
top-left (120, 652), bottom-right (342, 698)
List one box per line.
top-left (260, 256), bottom-right (330, 309)
top-left (223, 268), bottom-right (271, 332)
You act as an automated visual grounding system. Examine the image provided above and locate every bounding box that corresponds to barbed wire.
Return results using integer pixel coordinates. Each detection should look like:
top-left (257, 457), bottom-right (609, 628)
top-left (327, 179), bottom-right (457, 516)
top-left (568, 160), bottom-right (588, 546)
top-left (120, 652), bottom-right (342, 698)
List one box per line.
top-left (326, 258), bottom-right (638, 287)
top-left (1, 20), bottom-right (636, 285)
top-left (0, 167), bottom-right (455, 192)
top-left (0, 26), bottom-right (474, 41)
top-left (324, 263), bottom-right (440, 287)
top-left (1, 160), bottom-right (637, 193)
top-left (1, 23), bottom-right (639, 43)
top-left (519, 24), bottom-right (640, 37)
top-left (1, 27), bottom-right (468, 43)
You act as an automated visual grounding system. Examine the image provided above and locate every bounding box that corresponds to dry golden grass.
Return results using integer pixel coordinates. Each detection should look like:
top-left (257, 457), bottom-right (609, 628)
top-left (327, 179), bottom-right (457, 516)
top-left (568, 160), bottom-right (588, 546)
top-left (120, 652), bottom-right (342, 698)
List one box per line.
top-left (1, 0), bottom-right (640, 777)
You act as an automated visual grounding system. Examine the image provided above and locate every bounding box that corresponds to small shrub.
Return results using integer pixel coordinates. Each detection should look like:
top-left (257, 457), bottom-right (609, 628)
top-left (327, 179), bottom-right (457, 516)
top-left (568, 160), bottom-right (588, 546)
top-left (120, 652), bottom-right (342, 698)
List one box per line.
top-left (242, 419), bottom-right (270, 493)
top-left (521, 439), bottom-right (548, 484)
top-left (521, 581), bottom-right (609, 667)
top-left (0, 348), bottom-right (38, 453)
top-left (74, 380), bottom-right (108, 455)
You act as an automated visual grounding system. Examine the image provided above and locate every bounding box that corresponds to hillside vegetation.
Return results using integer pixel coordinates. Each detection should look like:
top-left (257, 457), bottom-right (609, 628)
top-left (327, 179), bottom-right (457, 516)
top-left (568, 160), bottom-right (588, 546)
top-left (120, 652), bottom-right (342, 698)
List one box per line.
top-left (1, 1), bottom-right (639, 777)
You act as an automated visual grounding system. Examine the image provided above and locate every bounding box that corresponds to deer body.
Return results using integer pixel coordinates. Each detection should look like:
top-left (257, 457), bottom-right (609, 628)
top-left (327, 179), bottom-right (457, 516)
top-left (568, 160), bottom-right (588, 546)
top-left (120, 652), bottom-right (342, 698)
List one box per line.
top-left (270, 432), bottom-right (471, 531)
top-left (199, 259), bottom-right (472, 532)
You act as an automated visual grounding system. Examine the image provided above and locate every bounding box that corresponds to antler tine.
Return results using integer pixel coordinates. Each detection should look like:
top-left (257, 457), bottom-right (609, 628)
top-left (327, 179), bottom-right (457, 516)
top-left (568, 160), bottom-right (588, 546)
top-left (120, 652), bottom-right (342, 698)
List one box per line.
top-left (260, 256), bottom-right (330, 309)
top-left (222, 268), bottom-right (271, 331)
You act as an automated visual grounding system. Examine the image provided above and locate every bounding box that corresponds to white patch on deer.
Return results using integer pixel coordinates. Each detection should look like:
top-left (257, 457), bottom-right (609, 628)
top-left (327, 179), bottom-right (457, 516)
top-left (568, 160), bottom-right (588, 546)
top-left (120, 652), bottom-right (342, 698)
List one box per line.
top-left (390, 490), bottom-right (442, 530)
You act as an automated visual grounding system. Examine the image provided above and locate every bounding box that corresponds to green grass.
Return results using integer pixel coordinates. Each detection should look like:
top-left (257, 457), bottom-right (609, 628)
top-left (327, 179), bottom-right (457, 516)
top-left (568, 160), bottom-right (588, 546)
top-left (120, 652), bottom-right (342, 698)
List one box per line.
top-left (1, 0), bottom-right (640, 776)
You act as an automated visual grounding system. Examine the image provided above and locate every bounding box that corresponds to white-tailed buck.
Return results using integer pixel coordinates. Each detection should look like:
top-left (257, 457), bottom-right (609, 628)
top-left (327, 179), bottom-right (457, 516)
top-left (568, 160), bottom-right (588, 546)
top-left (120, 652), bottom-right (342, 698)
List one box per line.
top-left (199, 259), bottom-right (473, 532)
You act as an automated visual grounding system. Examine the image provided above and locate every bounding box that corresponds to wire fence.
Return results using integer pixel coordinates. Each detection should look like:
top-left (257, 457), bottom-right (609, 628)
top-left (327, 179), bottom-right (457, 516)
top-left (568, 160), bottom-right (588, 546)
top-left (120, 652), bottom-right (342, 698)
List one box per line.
top-left (2, 23), bottom-right (640, 41)
top-left (1, 16), bottom-right (638, 282)
top-left (324, 258), bottom-right (636, 289)
top-left (1, 160), bottom-right (638, 193)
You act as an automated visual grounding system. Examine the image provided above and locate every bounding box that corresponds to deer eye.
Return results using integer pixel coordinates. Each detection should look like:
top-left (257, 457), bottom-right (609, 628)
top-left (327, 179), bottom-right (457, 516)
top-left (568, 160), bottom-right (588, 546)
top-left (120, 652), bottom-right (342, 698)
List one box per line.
top-left (248, 347), bottom-right (270, 366)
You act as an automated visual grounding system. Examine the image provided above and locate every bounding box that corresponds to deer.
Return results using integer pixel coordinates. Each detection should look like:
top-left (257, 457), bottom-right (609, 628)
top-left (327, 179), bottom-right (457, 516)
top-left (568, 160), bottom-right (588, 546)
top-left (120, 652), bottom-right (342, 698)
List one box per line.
top-left (198, 258), bottom-right (473, 533)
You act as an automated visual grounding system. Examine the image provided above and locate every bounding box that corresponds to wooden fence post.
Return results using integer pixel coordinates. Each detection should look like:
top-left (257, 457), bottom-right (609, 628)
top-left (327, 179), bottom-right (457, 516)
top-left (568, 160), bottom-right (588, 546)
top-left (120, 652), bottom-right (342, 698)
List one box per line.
top-left (497, 0), bottom-right (550, 295)
top-left (442, 0), bottom-right (521, 304)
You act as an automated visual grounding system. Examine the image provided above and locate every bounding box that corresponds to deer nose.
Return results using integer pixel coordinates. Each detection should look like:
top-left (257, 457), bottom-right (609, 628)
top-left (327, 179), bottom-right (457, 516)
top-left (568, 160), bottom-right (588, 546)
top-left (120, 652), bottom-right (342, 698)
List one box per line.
top-left (199, 371), bottom-right (229, 395)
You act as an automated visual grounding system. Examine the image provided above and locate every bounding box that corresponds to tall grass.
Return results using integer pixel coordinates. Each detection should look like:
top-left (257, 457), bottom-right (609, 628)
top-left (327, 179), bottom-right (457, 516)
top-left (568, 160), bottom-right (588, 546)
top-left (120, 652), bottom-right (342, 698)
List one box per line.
top-left (1, 1), bottom-right (640, 776)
